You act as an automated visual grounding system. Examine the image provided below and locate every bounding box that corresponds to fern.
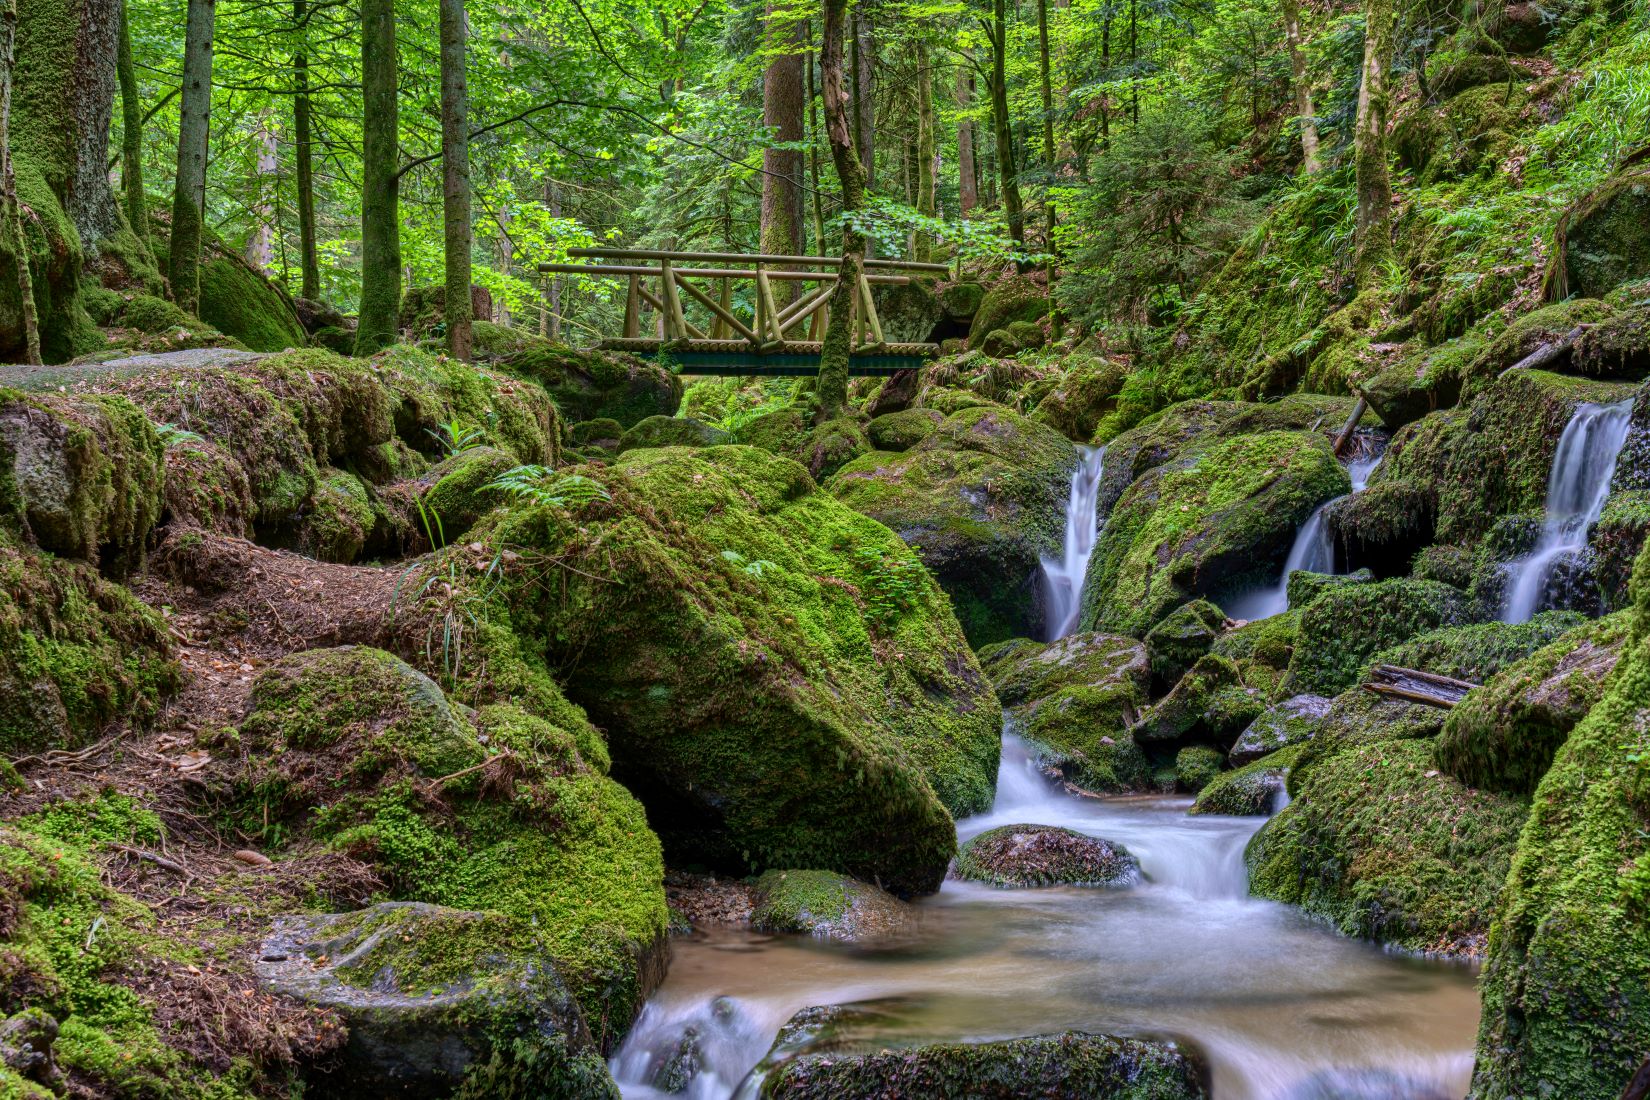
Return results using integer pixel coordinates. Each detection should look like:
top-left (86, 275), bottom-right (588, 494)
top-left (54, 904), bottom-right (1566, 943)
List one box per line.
top-left (487, 465), bottom-right (611, 509)
top-left (426, 419), bottom-right (487, 457)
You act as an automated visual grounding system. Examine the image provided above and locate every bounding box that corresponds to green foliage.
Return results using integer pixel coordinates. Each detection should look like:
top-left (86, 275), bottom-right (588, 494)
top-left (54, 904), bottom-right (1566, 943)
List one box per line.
top-left (487, 466), bottom-right (612, 510)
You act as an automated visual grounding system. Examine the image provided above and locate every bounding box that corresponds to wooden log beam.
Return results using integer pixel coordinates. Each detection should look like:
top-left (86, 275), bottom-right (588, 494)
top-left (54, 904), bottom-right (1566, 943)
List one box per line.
top-left (1333, 396), bottom-right (1367, 456)
top-left (1499, 324), bottom-right (1593, 379)
top-left (858, 274), bottom-right (886, 350)
top-left (537, 263), bottom-right (908, 285)
top-left (677, 275), bottom-right (760, 346)
top-left (567, 246), bottom-right (948, 273)
top-left (756, 269), bottom-right (786, 349)
top-left (623, 273), bottom-right (640, 338)
top-left (776, 284), bottom-right (834, 332)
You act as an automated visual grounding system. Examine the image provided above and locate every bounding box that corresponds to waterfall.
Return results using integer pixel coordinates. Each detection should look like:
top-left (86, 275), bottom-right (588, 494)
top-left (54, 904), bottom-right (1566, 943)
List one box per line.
top-left (1039, 446), bottom-right (1105, 641)
top-left (1501, 399), bottom-right (1634, 624)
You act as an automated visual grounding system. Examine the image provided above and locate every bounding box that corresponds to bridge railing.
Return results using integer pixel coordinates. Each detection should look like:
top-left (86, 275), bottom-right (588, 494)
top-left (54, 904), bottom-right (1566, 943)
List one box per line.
top-left (537, 248), bottom-right (948, 355)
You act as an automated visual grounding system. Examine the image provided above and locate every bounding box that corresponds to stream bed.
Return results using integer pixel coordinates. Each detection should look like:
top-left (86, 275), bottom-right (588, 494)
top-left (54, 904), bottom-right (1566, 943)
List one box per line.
top-left (611, 734), bottom-right (1480, 1100)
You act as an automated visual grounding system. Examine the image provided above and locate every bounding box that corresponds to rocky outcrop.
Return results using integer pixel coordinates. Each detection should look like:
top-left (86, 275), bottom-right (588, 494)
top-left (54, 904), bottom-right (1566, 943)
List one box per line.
top-left (953, 824), bottom-right (1139, 888)
top-left (502, 344), bottom-right (681, 427)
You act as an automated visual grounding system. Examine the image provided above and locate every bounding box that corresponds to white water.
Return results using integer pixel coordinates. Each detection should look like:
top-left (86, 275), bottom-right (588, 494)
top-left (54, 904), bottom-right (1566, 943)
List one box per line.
top-left (1225, 452), bottom-right (1383, 622)
top-left (1501, 399), bottom-right (1634, 624)
top-left (1038, 446), bottom-right (1106, 641)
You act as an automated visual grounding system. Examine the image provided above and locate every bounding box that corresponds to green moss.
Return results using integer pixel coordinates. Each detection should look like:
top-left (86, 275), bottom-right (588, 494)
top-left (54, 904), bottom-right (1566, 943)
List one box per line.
top-left (1554, 160), bottom-right (1650, 301)
top-left (1143, 599), bottom-right (1226, 690)
top-left (421, 446), bottom-right (517, 543)
top-left (502, 344), bottom-right (681, 428)
top-left (616, 415), bottom-right (729, 453)
top-left (1191, 744), bottom-right (1303, 816)
top-left (570, 418), bottom-right (625, 448)
top-left (866, 408), bottom-right (943, 452)
top-left (1286, 578), bottom-right (1472, 695)
top-left (1031, 353), bottom-right (1128, 443)
top-left (1210, 608), bottom-right (1299, 671)
top-left (1368, 610), bottom-right (1586, 683)
top-left (294, 468), bottom-right (376, 563)
top-left (1174, 745), bottom-right (1223, 793)
top-left (795, 417), bottom-right (869, 480)
top-left (1134, 654), bottom-right (1265, 746)
top-left (117, 294), bottom-right (192, 335)
top-left (749, 870), bottom-right (910, 941)
top-left (968, 275), bottom-right (1048, 348)
top-left (953, 824), bottom-right (1139, 888)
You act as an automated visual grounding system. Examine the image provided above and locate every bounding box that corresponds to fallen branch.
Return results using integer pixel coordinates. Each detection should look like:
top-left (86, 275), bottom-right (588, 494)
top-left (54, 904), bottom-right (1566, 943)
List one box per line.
top-left (1363, 664), bottom-right (1479, 708)
top-left (1498, 324), bottom-right (1593, 379)
top-left (105, 842), bottom-right (196, 881)
top-left (1333, 396), bottom-right (1368, 456)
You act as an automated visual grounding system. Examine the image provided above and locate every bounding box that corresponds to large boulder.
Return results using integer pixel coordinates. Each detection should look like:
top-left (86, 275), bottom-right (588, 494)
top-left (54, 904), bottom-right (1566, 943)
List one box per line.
top-left (1469, 545), bottom-right (1650, 1099)
top-left (1552, 161), bottom-right (1650, 301)
top-left (1143, 598), bottom-right (1226, 691)
top-left (1132, 654), bottom-right (1264, 748)
top-left (1031, 352), bottom-right (1128, 443)
top-left (616, 414), bottom-right (729, 453)
top-left (1436, 611), bottom-right (1628, 795)
top-left (502, 344), bottom-right (681, 427)
top-left (1285, 578), bottom-right (1472, 696)
top-left (147, 212), bottom-right (307, 352)
top-left (1229, 694), bottom-right (1331, 766)
top-left (1191, 744), bottom-right (1301, 816)
top-left (968, 275), bottom-right (1048, 349)
top-left (869, 280), bottom-right (944, 343)
top-left (438, 445), bottom-right (1002, 895)
top-left (257, 903), bottom-right (617, 1098)
top-left (953, 824), bottom-right (1139, 888)
top-left (829, 406), bottom-right (1077, 646)
top-left (237, 647), bottom-right (667, 1044)
top-left (1081, 431), bottom-right (1349, 637)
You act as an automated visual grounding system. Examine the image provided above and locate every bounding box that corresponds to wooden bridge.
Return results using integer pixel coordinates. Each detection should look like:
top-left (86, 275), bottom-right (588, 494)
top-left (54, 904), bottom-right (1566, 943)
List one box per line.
top-left (538, 248), bottom-right (948, 375)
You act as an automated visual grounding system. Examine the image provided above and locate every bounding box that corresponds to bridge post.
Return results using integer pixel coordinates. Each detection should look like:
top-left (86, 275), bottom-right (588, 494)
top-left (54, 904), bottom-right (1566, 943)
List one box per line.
top-left (623, 274), bottom-right (640, 338)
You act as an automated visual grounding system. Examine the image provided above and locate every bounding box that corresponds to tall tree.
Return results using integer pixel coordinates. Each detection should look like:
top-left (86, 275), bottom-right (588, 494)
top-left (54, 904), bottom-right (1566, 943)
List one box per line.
top-left (292, 0), bottom-right (320, 299)
top-left (439, 0), bottom-right (472, 361)
top-left (987, 0), bottom-right (1025, 243)
top-left (1282, 0), bottom-right (1320, 175)
top-left (0, 0), bottom-right (38, 363)
top-left (1035, 0), bottom-right (1057, 246)
top-left (853, 11), bottom-right (874, 187)
top-left (956, 58), bottom-right (977, 215)
top-left (354, 0), bottom-right (400, 356)
top-left (805, 37), bottom-right (826, 253)
top-left (761, 0), bottom-right (805, 297)
top-left (169, 0), bottom-right (216, 314)
top-left (1353, 0), bottom-right (1395, 285)
top-left (915, 39), bottom-right (936, 258)
top-left (116, 3), bottom-right (150, 261)
top-left (816, 0), bottom-right (868, 419)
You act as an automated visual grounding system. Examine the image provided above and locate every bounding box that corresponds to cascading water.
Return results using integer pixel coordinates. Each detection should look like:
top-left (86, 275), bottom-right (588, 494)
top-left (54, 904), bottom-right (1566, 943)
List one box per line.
top-left (1225, 451), bottom-right (1384, 622)
top-left (1038, 446), bottom-right (1105, 641)
top-left (1501, 399), bottom-right (1634, 624)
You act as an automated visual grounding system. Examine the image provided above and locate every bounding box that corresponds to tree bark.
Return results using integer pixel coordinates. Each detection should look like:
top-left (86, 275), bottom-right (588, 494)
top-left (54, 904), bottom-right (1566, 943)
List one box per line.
top-left (0, 0), bottom-right (38, 363)
top-left (989, 0), bottom-right (1025, 244)
top-left (439, 0), bottom-right (471, 361)
top-left (817, 0), bottom-right (867, 420)
top-left (761, 0), bottom-right (805, 303)
top-left (915, 40), bottom-right (935, 258)
top-left (168, 0), bottom-right (215, 314)
top-left (1282, 0), bottom-right (1320, 175)
top-left (1036, 0), bottom-right (1057, 249)
top-left (1353, 0), bottom-right (1395, 287)
top-left (805, 37), bottom-right (826, 253)
top-left (116, 3), bottom-right (150, 258)
top-left (354, 0), bottom-right (400, 356)
top-left (293, 0), bottom-right (319, 299)
top-left (956, 57), bottom-right (977, 215)
top-left (853, 11), bottom-right (874, 188)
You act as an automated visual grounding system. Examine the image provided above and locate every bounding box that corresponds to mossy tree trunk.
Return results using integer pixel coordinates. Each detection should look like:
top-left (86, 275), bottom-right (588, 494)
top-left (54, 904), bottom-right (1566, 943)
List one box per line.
top-left (1035, 0), bottom-right (1056, 250)
top-left (354, 0), bottom-right (400, 356)
top-left (987, 0), bottom-right (1025, 246)
top-left (1353, 0), bottom-right (1395, 287)
top-left (805, 36), bottom-right (826, 254)
top-left (817, 0), bottom-right (866, 420)
top-left (438, 0), bottom-right (471, 362)
top-left (0, 0), bottom-right (39, 363)
top-left (293, 0), bottom-right (319, 300)
top-left (1282, 0), bottom-right (1320, 176)
top-left (760, 0), bottom-right (804, 306)
top-left (168, 0), bottom-right (215, 314)
top-left (116, 3), bottom-right (151, 264)
top-left (915, 40), bottom-right (936, 259)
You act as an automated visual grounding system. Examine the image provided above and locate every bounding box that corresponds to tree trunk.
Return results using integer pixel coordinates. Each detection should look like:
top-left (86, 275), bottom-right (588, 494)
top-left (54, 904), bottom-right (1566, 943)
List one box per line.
top-left (915, 40), bottom-right (935, 258)
top-left (293, 0), bottom-right (319, 299)
top-left (354, 0), bottom-right (400, 356)
top-left (116, 3), bottom-right (150, 259)
top-left (805, 37), bottom-right (825, 254)
top-left (990, 0), bottom-right (1025, 244)
top-left (1036, 0), bottom-right (1057, 249)
top-left (0, 0), bottom-right (38, 363)
top-left (1282, 0), bottom-right (1320, 175)
top-left (956, 57), bottom-right (977, 215)
top-left (246, 122), bottom-right (277, 270)
top-left (1353, 0), bottom-right (1395, 287)
top-left (544, 178), bottom-right (560, 339)
top-left (853, 11), bottom-right (874, 188)
top-left (761, 0), bottom-right (804, 303)
top-left (168, 0), bottom-right (215, 315)
top-left (439, 0), bottom-right (471, 361)
top-left (817, 0), bottom-right (867, 420)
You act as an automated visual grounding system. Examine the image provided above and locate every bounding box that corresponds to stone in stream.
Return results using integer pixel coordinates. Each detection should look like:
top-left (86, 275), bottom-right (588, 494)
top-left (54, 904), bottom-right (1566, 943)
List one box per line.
top-left (1229, 694), bottom-right (1332, 766)
top-left (753, 1003), bottom-right (1207, 1099)
top-left (952, 824), bottom-right (1139, 889)
top-left (257, 902), bottom-right (618, 1099)
top-left (750, 870), bottom-right (917, 942)
top-left (1191, 744), bottom-right (1301, 817)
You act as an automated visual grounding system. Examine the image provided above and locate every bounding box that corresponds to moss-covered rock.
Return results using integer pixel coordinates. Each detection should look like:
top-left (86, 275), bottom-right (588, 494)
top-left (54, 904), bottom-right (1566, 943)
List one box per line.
top-left (1081, 431), bottom-right (1349, 637)
top-left (145, 213), bottom-right (306, 353)
top-left (237, 647), bottom-right (666, 1043)
top-left (868, 280), bottom-right (944, 343)
top-left (0, 544), bottom-right (178, 755)
top-left (419, 446), bottom-right (517, 543)
top-left (1191, 744), bottom-right (1302, 816)
top-left (257, 902), bottom-right (617, 1098)
top-left (981, 631), bottom-right (1149, 707)
top-left (829, 406), bottom-right (1076, 646)
top-left (1245, 735), bottom-right (1529, 956)
top-left (616, 415), bottom-right (730, 453)
top-left (794, 417), bottom-right (869, 480)
top-left (953, 824), bottom-right (1139, 888)
top-left (1367, 610), bottom-right (1586, 684)
top-left (158, 433), bottom-right (255, 536)
top-left (938, 281), bottom-right (985, 322)
top-left (293, 468), bottom-right (376, 563)
top-left (1031, 353), bottom-right (1128, 443)
top-left (968, 275), bottom-right (1048, 349)
top-left (1209, 608), bottom-right (1299, 671)
top-left (502, 344), bottom-right (681, 427)
top-left (1435, 611), bottom-right (1627, 796)
top-left (570, 417), bottom-right (625, 450)
top-left (749, 870), bottom-right (914, 942)
top-left (1553, 161), bottom-right (1650, 302)
top-left (865, 408), bottom-right (943, 452)
top-left (1286, 578), bottom-right (1472, 696)
top-left (424, 445), bottom-right (1001, 895)
top-left (1133, 654), bottom-right (1265, 747)
top-left (1229, 694), bottom-right (1331, 765)
top-left (1143, 598), bottom-right (1226, 691)
top-left (1174, 745), bottom-right (1223, 792)
top-left (1468, 543), bottom-right (1650, 1098)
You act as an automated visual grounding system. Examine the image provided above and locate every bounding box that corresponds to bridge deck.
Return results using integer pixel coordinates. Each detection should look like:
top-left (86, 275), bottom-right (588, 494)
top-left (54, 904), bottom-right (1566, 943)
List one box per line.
top-left (598, 337), bottom-right (937, 376)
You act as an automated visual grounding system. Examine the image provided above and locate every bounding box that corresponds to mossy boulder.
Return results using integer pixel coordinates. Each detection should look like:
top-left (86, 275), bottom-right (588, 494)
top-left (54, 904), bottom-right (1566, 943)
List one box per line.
top-left (1367, 610), bottom-right (1586, 684)
top-left (237, 646), bottom-right (666, 1043)
top-left (570, 418), bottom-right (625, 450)
top-left (1210, 608), bottom-right (1299, 671)
top-left (434, 445), bottom-right (1001, 896)
top-left (869, 280), bottom-right (943, 343)
top-left (953, 824), bottom-right (1139, 888)
top-left (1081, 431), bottom-right (1349, 637)
top-left (502, 344), bottom-right (681, 427)
top-left (866, 408), bottom-right (943, 452)
top-left (1174, 745), bottom-right (1223, 793)
top-left (1286, 578), bottom-right (1472, 696)
top-left (1468, 546), bottom-right (1650, 1099)
top-left (979, 327), bottom-right (1025, 358)
top-left (1435, 611), bottom-right (1628, 795)
top-left (0, 544), bottom-right (178, 755)
top-left (1284, 567), bottom-right (1374, 611)
top-left (1191, 744), bottom-right (1302, 816)
top-left (794, 417), bottom-right (869, 480)
top-left (159, 433), bottom-right (255, 537)
top-left (616, 415), bottom-right (729, 453)
top-left (1143, 598), bottom-right (1226, 691)
top-left (981, 631), bottom-right (1149, 707)
top-left (1357, 334), bottom-right (1483, 432)
top-left (1246, 735), bottom-right (1529, 956)
top-left (257, 902), bottom-right (616, 1098)
top-left (1133, 654), bottom-right (1265, 747)
top-left (829, 406), bottom-right (1077, 646)
top-left (1032, 354), bottom-right (1128, 442)
top-left (292, 468), bottom-right (376, 563)
top-left (1229, 694), bottom-right (1331, 766)
top-left (749, 870), bottom-right (914, 942)
top-left (1553, 161), bottom-right (1650, 302)
top-left (968, 275), bottom-right (1048, 349)
top-left (939, 281), bottom-right (986, 322)
top-left (420, 446), bottom-right (517, 543)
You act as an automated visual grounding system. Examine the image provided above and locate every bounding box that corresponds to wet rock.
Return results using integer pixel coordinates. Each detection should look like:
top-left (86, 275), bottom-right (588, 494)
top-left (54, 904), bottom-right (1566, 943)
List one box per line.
top-left (1285, 577), bottom-right (1471, 696)
top-left (0, 1009), bottom-right (64, 1095)
top-left (257, 902), bottom-right (617, 1099)
top-left (953, 824), bottom-right (1139, 888)
top-left (1030, 351), bottom-right (1128, 443)
top-left (1144, 599), bottom-right (1226, 691)
top-left (968, 275), bottom-right (1047, 349)
top-left (1133, 654), bottom-right (1264, 748)
top-left (750, 870), bottom-right (915, 942)
top-left (1229, 694), bottom-right (1331, 766)
top-left (1284, 568), bottom-right (1374, 611)
top-left (1174, 745), bottom-right (1224, 793)
top-left (616, 415), bottom-right (730, 452)
top-left (1191, 744), bottom-right (1300, 816)
top-left (1554, 161), bottom-right (1650, 301)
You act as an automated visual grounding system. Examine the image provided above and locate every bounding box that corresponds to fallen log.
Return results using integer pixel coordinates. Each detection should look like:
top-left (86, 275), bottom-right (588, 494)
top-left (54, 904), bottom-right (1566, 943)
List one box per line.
top-left (1498, 324), bottom-right (1593, 379)
top-left (1362, 664), bottom-right (1480, 709)
top-left (1332, 396), bottom-right (1368, 456)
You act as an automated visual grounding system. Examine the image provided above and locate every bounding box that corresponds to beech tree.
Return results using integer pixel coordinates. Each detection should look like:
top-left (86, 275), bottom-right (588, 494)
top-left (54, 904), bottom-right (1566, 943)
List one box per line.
top-left (354, 0), bottom-right (400, 356)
